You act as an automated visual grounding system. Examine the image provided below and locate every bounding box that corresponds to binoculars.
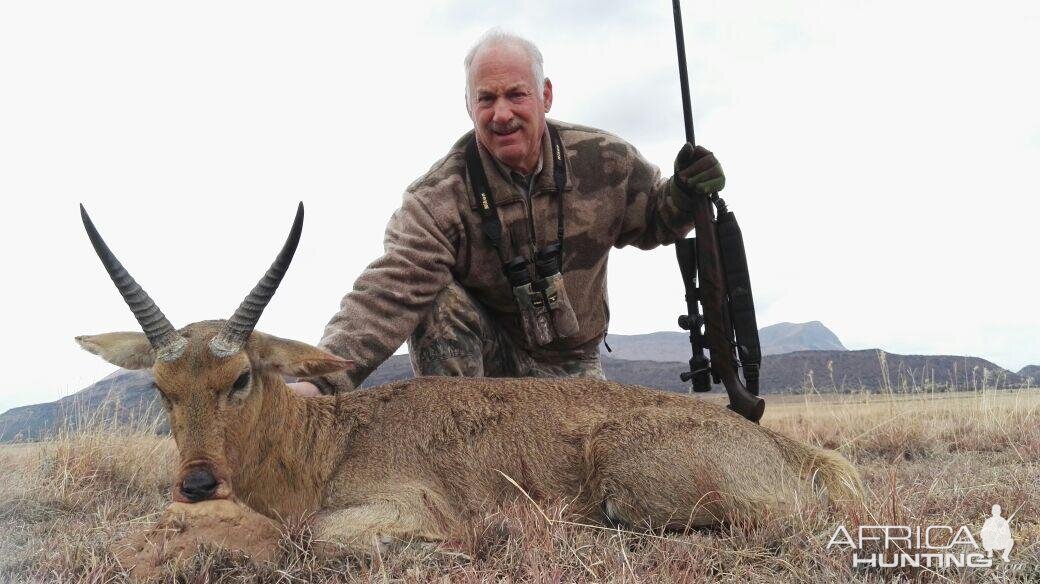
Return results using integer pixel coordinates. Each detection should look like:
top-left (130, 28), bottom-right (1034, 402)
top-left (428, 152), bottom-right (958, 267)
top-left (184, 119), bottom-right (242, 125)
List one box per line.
top-left (503, 243), bottom-right (579, 346)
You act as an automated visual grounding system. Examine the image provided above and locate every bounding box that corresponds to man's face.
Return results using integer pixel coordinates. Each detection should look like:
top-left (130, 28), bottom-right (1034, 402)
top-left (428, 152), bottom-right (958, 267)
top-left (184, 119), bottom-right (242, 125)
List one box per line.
top-left (467, 43), bottom-right (553, 175)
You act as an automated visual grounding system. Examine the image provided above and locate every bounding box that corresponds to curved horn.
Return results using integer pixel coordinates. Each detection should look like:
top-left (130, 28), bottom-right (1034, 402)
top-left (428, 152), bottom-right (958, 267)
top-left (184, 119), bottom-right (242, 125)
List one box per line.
top-left (210, 202), bottom-right (304, 357)
top-left (80, 204), bottom-right (187, 362)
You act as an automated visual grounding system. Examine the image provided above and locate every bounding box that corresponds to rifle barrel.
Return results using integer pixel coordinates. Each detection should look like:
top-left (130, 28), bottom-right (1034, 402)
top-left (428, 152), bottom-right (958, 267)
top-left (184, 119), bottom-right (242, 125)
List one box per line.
top-left (672, 0), bottom-right (695, 145)
top-left (670, 0), bottom-right (765, 423)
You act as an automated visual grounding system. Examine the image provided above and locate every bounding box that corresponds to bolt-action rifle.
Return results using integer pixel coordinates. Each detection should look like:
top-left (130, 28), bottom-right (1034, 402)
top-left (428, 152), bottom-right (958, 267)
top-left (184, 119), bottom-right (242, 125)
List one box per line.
top-left (671, 0), bottom-right (765, 423)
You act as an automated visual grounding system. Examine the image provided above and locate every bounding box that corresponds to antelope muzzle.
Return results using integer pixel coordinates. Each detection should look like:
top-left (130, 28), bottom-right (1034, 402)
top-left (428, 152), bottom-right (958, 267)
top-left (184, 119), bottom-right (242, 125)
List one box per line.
top-left (175, 462), bottom-right (232, 503)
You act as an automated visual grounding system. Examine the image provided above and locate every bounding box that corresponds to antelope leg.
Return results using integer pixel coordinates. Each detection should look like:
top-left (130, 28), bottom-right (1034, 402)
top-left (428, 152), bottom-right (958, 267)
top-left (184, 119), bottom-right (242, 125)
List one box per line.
top-left (312, 492), bottom-right (455, 556)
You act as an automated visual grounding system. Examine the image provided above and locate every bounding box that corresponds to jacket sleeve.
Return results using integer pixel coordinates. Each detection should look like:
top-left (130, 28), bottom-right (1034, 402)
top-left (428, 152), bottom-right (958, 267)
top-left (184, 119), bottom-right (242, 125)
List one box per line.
top-left (308, 192), bottom-right (459, 393)
top-left (613, 143), bottom-right (699, 250)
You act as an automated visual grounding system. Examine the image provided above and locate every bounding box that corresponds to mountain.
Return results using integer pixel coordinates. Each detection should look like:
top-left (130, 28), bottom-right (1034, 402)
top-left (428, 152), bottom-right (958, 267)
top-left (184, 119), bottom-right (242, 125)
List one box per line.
top-left (600, 332), bottom-right (690, 363)
top-left (757, 321), bottom-right (847, 354)
top-left (0, 369), bottom-right (165, 442)
top-left (603, 321), bottom-right (846, 362)
top-left (1019, 365), bottom-right (1040, 384)
top-left (367, 350), bottom-right (1025, 394)
top-left (759, 350), bottom-right (1024, 393)
top-left (3, 348), bottom-right (1029, 442)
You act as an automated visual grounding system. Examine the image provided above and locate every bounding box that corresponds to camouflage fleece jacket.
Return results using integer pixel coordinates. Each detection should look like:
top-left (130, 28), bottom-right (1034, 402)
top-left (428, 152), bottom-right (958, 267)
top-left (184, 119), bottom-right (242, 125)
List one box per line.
top-left (313, 119), bottom-right (699, 393)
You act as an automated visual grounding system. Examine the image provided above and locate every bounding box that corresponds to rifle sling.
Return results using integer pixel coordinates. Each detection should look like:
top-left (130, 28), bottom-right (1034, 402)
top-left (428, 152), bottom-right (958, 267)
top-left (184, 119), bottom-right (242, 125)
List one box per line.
top-left (716, 210), bottom-right (761, 395)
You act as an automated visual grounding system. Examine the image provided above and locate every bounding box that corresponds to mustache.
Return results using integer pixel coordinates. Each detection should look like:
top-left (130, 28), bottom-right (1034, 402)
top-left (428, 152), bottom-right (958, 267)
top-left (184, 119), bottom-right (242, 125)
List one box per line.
top-left (488, 119), bottom-right (523, 134)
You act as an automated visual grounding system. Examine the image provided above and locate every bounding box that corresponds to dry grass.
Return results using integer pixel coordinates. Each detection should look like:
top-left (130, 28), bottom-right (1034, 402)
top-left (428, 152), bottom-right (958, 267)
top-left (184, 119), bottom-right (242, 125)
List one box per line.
top-left (1, 389), bottom-right (1038, 583)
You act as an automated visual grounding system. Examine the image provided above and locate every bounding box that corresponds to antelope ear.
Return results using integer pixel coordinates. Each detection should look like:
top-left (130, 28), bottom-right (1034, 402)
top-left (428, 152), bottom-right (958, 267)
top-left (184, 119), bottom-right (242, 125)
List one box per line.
top-left (251, 332), bottom-right (355, 377)
top-left (76, 332), bottom-right (155, 369)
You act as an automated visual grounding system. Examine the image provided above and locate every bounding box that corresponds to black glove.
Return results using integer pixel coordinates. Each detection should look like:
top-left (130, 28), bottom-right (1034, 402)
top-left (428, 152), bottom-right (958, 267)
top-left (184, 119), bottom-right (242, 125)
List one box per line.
top-left (673, 143), bottom-right (725, 196)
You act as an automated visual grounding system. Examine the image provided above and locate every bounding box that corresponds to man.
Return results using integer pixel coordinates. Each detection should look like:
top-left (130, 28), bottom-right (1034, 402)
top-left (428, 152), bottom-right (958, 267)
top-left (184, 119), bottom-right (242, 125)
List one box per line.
top-left (291, 30), bottom-right (724, 395)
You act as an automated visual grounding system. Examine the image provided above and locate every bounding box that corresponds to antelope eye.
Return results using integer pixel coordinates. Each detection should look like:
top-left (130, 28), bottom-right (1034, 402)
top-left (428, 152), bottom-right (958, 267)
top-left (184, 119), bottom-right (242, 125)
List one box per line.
top-left (231, 371), bottom-right (251, 392)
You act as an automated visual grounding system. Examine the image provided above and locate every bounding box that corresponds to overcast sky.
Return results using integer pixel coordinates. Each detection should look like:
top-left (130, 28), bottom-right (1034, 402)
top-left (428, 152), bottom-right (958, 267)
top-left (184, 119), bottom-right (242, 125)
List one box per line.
top-left (1, 1), bottom-right (1037, 413)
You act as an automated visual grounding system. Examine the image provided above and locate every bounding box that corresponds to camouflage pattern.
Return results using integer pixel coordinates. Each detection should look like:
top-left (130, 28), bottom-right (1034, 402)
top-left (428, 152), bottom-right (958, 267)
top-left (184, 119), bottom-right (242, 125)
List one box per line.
top-left (313, 120), bottom-right (700, 393)
top-left (408, 281), bottom-right (605, 379)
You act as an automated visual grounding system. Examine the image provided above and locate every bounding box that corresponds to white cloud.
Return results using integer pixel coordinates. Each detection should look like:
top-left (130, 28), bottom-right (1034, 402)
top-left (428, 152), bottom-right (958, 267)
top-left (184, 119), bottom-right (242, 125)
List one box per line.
top-left (1, 0), bottom-right (1037, 413)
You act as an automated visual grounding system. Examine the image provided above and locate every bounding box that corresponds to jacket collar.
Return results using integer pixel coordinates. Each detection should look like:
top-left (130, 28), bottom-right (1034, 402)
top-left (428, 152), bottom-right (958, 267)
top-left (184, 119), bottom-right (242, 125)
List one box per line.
top-left (490, 148), bottom-right (543, 193)
top-left (470, 120), bottom-right (571, 207)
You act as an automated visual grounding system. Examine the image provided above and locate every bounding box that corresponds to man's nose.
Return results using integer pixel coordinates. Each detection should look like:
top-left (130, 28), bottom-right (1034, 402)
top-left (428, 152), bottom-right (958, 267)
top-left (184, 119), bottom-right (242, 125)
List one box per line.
top-left (491, 100), bottom-right (513, 124)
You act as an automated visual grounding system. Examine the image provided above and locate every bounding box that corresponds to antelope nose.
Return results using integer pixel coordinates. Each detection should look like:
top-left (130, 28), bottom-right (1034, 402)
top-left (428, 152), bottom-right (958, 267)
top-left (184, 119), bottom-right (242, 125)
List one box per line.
top-left (180, 468), bottom-right (219, 502)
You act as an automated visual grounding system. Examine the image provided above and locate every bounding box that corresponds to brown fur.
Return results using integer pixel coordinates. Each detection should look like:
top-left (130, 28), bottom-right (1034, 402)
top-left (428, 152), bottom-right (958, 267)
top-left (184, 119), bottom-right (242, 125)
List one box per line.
top-left (77, 320), bottom-right (863, 553)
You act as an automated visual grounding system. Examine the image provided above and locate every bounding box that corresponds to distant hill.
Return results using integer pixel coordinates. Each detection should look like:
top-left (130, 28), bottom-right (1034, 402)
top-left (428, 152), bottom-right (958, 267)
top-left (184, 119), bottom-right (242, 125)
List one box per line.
top-left (760, 350), bottom-right (1024, 393)
top-left (758, 321), bottom-right (847, 354)
top-left (1019, 365), bottom-right (1040, 385)
top-left (599, 350), bottom-right (1023, 394)
top-left (0, 369), bottom-right (165, 443)
top-left (603, 321), bottom-right (846, 362)
top-left (3, 348), bottom-right (1029, 442)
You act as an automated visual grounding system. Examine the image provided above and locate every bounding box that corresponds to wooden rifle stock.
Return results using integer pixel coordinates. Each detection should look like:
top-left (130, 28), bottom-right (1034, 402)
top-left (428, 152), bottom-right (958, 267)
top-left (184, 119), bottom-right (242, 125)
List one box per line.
top-left (688, 199), bottom-right (764, 422)
top-left (672, 0), bottom-right (764, 423)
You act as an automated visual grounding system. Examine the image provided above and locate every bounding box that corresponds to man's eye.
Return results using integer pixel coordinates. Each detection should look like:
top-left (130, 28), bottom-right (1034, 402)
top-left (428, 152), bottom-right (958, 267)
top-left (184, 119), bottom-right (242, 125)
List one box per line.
top-left (231, 371), bottom-right (251, 392)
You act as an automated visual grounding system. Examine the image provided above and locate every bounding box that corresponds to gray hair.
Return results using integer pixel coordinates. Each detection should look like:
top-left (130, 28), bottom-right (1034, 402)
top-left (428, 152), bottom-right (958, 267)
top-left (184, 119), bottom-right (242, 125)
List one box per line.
top-left (464, 29), bottom-right (545, 99)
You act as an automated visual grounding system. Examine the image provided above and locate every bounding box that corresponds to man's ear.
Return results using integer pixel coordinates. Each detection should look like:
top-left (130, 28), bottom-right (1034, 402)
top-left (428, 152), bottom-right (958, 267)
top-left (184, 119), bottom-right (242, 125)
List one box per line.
top-left (542, 77), bottom-right (553, 112)
top-left (75, 332), bottom-right (155, 369)
top-left (250, 332), bottom-right (355, 378)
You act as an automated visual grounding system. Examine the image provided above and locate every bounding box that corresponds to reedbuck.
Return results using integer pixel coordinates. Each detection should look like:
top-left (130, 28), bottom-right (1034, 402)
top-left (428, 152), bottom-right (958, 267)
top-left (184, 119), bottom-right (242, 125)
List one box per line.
top-left (76, 203), bottom-right (862, 552)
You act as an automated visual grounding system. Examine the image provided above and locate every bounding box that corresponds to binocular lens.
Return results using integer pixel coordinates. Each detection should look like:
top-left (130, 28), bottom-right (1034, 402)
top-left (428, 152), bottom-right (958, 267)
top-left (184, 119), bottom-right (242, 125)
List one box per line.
top-left (504, 243), bottom-right (562, 286)
top-left (534, 243), bottom-right (562, 278)
top-left (504, 256), bottom-right (532, 287)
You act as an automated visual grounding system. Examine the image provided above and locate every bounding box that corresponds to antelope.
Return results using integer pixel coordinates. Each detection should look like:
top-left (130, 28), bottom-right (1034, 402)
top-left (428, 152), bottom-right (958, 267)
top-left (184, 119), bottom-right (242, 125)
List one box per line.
top-left (76, 203), bottom-right (862, 553)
